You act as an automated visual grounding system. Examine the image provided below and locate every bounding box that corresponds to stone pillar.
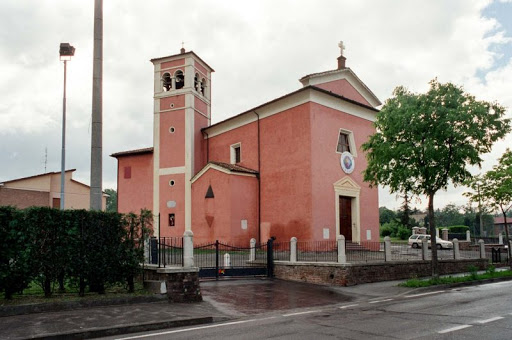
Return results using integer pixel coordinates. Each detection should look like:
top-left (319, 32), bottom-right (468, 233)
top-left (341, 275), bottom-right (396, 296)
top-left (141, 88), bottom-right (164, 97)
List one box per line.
top-left (466, 230), bottom-right (471, 242)
top-left (419, 227), bottom-right (427, 235)
top-left (183, 230), bottom-right (194, 267)
top-left (442, 228), bottom-right (448, 241)
top-left (290, 237), bottom-right (297, 263)
top-left (412, 227), bottom-right (419, 235)
top-left (337, 235), bottom-right (347, 264)
top-left (453, 238), bottom-right (460, 260)
top-left (499, 232), bottom-right (503, 245)
top-left (436, 228), bottom-right (440, 238)
top-left (250, 238), bottom-right (256, 261)
top-left (478, 239), bottom-right (486, 259)
top-left (422, 238), bottom-right (428, 260)
top-left (384, 236), bottom-right (392, 262)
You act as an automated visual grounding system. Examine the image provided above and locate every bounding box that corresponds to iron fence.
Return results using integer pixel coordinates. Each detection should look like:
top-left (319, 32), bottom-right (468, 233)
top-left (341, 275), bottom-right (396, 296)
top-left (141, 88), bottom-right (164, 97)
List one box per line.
top-left (272, 241), bottom-right (290, 261)
top-left (346, 241), bottom-right (385, 263)
top-left (297, 240), bottom-right (337, 262)
top-left (388, 242), bottom-right (422, 261)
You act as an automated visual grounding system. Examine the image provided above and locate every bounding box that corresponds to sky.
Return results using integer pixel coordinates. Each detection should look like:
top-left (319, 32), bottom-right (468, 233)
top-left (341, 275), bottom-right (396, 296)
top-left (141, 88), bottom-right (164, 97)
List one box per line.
top-left (1, 0), bottom-right (511, 212)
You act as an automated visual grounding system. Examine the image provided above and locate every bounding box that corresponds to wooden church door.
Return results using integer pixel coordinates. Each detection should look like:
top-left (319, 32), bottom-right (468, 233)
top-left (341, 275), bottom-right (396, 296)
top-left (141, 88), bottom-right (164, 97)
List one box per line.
top-left (339, 196), bottom-right (352, 240)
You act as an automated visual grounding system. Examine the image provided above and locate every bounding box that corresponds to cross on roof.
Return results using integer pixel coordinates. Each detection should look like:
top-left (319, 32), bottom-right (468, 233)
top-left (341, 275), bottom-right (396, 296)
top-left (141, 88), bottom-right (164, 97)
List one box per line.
top-left (338, 41), bottom-right (345, 56)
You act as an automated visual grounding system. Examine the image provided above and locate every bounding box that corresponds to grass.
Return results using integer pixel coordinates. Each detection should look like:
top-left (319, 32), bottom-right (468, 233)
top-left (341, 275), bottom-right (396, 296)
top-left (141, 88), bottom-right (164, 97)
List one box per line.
top-left (0, 281), bottom-right (151, 306)
top-left (400, 267), bottom-right (512, 288)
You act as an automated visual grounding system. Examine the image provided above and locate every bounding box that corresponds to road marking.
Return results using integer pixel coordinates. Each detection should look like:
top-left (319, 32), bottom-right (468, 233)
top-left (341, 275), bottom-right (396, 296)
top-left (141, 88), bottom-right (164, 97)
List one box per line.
top-left (477, 316), bottom-right (504, 324)
top-left (404, 291), bottom-right (445, 298)
top-left (368, 298), bottom-right (393, 304)
top-left (282, 310), bottom-right (321, 317)
top-left (438, 325), bottom-right (472, 334)
top-left (339, 304), bottom-right (359, 309)
top-left (115, 318), bottom-right (274, 339)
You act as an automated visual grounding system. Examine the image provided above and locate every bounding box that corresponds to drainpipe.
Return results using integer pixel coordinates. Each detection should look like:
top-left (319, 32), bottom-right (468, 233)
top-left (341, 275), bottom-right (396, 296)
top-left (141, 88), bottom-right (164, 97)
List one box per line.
top-left (253, 111), bottom-right (261, 244)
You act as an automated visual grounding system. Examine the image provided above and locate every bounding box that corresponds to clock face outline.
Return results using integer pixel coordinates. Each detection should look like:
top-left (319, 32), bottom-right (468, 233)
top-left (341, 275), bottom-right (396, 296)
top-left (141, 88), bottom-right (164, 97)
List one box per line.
top-left (340, 152), bottom-right (355, 174)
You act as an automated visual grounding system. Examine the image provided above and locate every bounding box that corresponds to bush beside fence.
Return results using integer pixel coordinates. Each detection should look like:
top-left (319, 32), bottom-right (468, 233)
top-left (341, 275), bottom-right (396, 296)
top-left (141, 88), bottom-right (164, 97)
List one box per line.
top-left (0, 206), bottom-right (152, 299)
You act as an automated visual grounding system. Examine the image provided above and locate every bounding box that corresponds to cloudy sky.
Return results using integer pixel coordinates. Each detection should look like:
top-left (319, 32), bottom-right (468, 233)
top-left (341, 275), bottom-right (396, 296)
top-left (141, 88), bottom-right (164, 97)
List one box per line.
top-left (1, 0), bottom-right (511, 212)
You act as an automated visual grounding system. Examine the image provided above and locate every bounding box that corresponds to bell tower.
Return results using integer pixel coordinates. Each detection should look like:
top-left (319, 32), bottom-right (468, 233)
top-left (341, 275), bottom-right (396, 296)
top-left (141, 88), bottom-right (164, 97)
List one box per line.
top-left (150, 49), bottom-right (214, 237)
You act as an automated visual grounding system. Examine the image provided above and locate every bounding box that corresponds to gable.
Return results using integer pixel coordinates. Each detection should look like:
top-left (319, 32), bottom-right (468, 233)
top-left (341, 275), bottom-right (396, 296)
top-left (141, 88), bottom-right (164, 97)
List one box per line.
top-left (333, 176), bottom-right (361, 195)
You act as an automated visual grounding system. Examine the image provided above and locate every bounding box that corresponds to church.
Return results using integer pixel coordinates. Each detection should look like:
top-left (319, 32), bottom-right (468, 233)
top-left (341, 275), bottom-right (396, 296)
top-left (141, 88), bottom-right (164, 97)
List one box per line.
top-left (112, 43), bottom-right (380, 245)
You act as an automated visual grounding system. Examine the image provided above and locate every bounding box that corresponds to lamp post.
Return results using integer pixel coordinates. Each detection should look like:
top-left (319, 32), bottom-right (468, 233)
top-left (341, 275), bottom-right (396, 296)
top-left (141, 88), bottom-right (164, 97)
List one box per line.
top-left (59, 43), bottom-right (75, 210)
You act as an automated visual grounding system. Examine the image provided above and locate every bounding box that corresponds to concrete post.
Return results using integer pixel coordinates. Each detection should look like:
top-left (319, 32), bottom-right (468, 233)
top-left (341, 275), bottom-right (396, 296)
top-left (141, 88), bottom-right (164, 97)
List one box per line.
top-left (250, 238), bottom-right (256, 261)
top-left (478, 239), bottom-right (486, 259)
top-left (183, 230), bottom-right (194, 267)
top-left (412, 227), bottom-right (419, 235)
top-left (223, 253), bottom-right (231, 268)
top-left (422, 238), bottom-right (428, 260)
top-left (442, 228), bottom-right (448, 241)
top-left (290, 237), bottom-right (297, 263)
top-left (499, 232), bottom-right (503, 245)
top-left (466, 230), bottom-right (471, 242)
top-left (436, 228), bottom-right (440, 238)
top-left (384, 236), bottom-right (392, 262)
top-left (337, 235), bottom-right (347, 264)
top-left (419, 227), bottom-right (427, 235)
top-left (453, 238), bottom-right (460, 260)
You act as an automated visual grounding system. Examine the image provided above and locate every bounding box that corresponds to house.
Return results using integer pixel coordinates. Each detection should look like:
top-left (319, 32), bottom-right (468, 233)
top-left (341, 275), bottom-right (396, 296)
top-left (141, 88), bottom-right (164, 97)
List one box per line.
top-left (0, 169), bottom-right (106, 210)
top-left (493, 216), bottom-right (511, 235)
top-left (112, 44), bottom-right (380, 245)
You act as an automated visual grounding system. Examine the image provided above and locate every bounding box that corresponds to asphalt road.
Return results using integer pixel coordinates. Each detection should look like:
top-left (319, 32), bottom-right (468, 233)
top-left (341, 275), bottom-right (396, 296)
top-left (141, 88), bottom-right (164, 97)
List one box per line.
top-left (104, 280), bottom-right (512, 340)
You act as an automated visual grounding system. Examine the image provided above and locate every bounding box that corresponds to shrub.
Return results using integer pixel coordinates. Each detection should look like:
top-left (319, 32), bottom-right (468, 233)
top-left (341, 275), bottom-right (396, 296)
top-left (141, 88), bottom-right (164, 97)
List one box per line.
top-left (448, 225), bottom-right (469, 233)
top-left (396, 226), bottom-right (410, 240)
top-left (380, 224), bottom-right (395, 237)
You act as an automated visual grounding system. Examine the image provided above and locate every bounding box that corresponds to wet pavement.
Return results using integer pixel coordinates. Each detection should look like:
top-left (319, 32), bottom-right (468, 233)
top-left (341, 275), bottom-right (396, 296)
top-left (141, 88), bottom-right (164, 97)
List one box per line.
top-left (200, 278), bottom-right (354, 316)
top-left (0, 278), bottom-right (412, 339)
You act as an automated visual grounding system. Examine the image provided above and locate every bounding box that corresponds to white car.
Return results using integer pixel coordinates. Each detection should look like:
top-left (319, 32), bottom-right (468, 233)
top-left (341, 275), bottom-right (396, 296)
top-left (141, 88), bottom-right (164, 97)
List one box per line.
top-left (408, 234), bottom-right (453, 250)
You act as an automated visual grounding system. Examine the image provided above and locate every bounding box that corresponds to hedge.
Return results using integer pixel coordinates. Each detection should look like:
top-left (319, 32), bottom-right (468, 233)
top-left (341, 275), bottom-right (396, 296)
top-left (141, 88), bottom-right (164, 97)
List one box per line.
top-left (0, 206), bottom-right (152, 299)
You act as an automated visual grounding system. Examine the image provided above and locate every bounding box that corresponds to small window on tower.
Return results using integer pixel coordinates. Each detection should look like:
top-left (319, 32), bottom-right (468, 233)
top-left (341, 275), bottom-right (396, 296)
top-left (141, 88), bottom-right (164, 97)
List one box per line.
top-left (201, 78), bottom-right (206, 96)
top-left (124, 166), bottom-right (132, 179)
top-left (194, 73), bottom-right (199, 91)
top-left (230, 143), bottom-right (241, 164)
top-left (175, 70), bottom-right (184, 89)
top-left (168, 213), bottom-right (175, 227)
top-left (162, 73), bottom-right (172, 92)
top-left (337, 131), bottom-right (351, 154)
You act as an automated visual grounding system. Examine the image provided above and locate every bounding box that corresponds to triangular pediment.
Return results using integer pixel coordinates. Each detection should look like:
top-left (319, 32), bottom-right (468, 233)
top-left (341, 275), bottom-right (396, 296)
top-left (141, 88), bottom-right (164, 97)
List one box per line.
top-left (333, 176), bottom-right (361, 191)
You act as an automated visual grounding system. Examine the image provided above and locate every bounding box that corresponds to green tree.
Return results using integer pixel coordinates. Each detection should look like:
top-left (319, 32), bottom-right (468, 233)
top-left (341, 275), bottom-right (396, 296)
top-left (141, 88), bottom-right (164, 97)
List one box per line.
top-left (363, 79), bottom-right (510, 277)
top-left (105, 188), bottom-right (117, 212)
top-left (435, 204), bottom-right (465, 228)
top-left (379, 206), bottom-right (397, 225)
top-left (465, 149), bottom-right (512, 257)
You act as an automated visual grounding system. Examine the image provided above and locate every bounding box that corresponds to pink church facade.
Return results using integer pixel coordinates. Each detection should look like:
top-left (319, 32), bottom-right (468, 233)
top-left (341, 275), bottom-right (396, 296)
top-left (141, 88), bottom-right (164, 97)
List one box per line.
top-left (112, 47), bottom-right (380, 245)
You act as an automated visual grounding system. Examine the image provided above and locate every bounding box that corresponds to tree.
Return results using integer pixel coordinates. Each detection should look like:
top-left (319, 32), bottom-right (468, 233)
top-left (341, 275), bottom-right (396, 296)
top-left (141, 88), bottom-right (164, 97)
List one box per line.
top-left (363, 79), bottom-right (510, 277)
top-left (465, 149), bottom-right (512, 257)
top-left (105, 188), bottom-right (117, 212)
top-left (397, 192), bottom-right (415, 229)
top-left (379, 206), bottom-right (397, 225)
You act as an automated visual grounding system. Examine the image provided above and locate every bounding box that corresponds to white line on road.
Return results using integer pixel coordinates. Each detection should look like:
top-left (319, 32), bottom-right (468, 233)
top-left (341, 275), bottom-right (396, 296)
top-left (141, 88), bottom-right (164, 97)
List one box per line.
top-left (404, 291), bottom-right (445, 298)
top-left (438, 325), bottom-right (472, 334)
top-left (282, 310), bottom-right (322, 317)
top-left (339, 304), bottom-right (359, 309)
top-left (368, 299), bottom-right (393, 304)
top-left (477, 316), bottom-right (504, 324)
top-left (115, 318), bottom-right (277, 340)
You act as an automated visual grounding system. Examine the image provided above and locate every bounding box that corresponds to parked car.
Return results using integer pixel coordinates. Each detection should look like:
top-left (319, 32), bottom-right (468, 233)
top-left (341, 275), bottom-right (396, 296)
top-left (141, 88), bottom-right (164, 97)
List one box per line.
top-left (408, 234), bottom-right (453, 250)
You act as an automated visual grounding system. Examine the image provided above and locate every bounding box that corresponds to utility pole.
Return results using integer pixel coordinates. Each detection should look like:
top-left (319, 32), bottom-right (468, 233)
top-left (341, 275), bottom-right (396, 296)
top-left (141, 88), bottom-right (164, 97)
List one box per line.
top-left (90, 0), bottom-right (103, 210)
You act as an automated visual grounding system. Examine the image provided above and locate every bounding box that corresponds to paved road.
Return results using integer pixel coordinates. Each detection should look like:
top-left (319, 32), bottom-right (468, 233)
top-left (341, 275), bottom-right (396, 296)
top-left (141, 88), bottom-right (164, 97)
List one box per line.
top-left (103, 280), bottom-right (512, 340)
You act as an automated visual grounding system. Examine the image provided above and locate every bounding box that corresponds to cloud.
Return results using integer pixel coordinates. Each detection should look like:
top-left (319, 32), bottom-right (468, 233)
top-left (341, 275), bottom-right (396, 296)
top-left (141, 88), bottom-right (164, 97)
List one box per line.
top-left (0, 0), bottom-right (511, 212)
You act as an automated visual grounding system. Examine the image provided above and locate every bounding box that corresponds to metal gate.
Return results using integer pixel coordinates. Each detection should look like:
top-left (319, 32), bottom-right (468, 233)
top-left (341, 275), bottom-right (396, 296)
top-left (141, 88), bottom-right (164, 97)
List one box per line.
top-left (194, 239), bottom-right (274, 279)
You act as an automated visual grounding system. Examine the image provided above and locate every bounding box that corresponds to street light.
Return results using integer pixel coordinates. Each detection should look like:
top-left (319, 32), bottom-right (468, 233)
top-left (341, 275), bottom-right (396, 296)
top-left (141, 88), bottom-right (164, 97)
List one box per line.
top-left (59, 43), bottom-right (75, 210)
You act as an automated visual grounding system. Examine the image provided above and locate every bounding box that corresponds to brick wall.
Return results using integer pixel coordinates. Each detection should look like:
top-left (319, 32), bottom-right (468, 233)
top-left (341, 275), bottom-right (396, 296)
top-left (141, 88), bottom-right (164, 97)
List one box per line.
top-left (0, 188), bottom-right (49, 209)
top-left (274, 259), bottom-right (488, 286)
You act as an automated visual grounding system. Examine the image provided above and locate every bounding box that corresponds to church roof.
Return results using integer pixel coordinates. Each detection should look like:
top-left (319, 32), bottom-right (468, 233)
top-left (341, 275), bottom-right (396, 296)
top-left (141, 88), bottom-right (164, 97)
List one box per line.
top-left (209, 161), bottom-right (258, 174)
top-left (202, 85), bottom-right (379, 135)
top-left (110, 147), bottom-right (154, 158)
